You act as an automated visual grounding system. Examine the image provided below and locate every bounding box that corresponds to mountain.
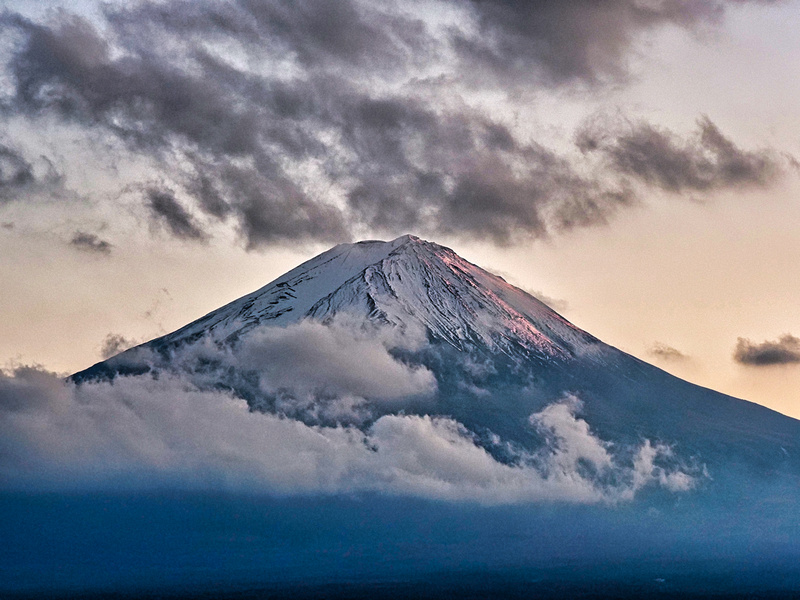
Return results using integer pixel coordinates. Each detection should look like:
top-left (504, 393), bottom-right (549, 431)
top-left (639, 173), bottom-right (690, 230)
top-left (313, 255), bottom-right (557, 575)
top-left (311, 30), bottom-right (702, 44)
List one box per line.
top-left (10, 234), bottom-right (799, 598)
top-left (86, 234), bottom-right (597, 359)
top-left (72, 234), bottom-right (800, 481)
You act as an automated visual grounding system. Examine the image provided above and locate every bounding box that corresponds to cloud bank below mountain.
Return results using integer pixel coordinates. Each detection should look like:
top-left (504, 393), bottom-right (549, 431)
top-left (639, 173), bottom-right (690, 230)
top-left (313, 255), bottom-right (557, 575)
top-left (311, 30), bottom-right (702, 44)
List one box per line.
top-left (0, 362), bottom-right (697, 504)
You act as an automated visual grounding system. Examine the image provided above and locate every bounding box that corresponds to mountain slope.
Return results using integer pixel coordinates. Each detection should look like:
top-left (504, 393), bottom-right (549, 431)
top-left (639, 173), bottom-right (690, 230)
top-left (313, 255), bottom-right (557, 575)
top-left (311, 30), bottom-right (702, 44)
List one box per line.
top-left (72, 235), bottom-right (800, 479)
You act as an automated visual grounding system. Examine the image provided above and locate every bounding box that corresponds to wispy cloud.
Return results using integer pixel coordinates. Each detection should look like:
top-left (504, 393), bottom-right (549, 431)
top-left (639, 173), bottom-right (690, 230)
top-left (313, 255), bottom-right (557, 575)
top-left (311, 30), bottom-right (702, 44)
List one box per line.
top-left (452, 0), bottom-right (728, 85)
top-left (99, 333), bottom-right (138, 359)
top-left (577, 116), bottom-right (785, 194)
top-left (0, 143), bottom-right (62, 202)
top-left (146, 187), bottom-right (208, 242)
top-left (70, 231), bottom-right (113, 254)
top-left (649, 342), bottom-right (689, 362)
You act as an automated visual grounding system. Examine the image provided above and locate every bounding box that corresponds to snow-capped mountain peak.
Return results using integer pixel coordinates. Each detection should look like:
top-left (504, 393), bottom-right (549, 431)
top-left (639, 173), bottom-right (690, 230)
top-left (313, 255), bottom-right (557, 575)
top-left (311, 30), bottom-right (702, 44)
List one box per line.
top-left (71, 234), bottom-right (800, 481)
top-left (156, 235), bottom-right (600, 361)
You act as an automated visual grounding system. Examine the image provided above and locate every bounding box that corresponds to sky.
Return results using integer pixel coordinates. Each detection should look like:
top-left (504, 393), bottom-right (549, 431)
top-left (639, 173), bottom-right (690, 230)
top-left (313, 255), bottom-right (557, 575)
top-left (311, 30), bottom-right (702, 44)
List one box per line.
top-left (0, 0), bottom-right (798, 419)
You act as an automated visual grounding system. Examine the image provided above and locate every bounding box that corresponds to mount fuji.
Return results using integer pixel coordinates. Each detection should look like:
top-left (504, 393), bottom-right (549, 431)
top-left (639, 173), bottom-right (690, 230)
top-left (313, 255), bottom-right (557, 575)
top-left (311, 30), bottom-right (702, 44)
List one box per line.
top-left (73, 234), bottom-right (800, 480)
top-left (6, 235), bottom-right (800, 599)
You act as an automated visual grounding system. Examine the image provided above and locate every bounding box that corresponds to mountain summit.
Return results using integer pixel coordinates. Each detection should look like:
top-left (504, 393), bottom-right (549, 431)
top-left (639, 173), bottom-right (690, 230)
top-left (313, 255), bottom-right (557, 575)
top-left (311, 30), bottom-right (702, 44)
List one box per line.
top-left (73, 235), bottom-right (800, 481)
top-left (75, 234), bottom-right (611, 383)
top-left (156, 234), bottom-right (597, 360)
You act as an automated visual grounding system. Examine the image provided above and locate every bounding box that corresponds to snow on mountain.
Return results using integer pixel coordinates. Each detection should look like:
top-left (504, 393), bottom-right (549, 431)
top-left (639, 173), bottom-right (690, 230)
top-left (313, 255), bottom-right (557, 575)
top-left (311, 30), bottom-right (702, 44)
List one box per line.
top-left (150, 234), bottom-right (602, 362)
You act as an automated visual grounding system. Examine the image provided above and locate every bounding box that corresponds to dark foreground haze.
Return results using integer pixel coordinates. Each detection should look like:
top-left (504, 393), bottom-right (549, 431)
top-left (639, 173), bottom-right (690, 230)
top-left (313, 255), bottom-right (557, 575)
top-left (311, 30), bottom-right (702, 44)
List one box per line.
top-left (3, 490), bottom-right (800, 599)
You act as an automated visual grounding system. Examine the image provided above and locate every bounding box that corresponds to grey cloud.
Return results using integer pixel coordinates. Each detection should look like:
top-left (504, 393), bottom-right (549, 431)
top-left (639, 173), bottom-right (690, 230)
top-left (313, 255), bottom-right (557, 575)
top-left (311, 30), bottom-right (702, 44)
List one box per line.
top-left (0, 143), bottom-right (34, 200)
top-left (208, 162), bottom-right (349, 248)
top-left (338, 100), bottom-right (635, 244)
top-left (0, 2), bottom-right (788, 247)
top-left (0, 365), bottom-right (696, 502)
top-left (0, 365), bottom-right (64, 412)
top-left (185, 172), bottom-right (230, 219)
top-left (0, 139), bottom-right (64, 202)
top-left (99, 333), bottom-right (138, 360)
top-left (734, 334), bottom-right (800, 366)
top-left (142, 287), bottom-right (172, 323)
top-left (577, 116), bottom-right (784, 194)
top-left (454, 1), bottom-right (758, 85)
top-left (106, 0), bottom-right (428, 73)
top-left (5, 11), bottom-right (259, 154)
top-left (649, 342), bottom-right (689, 362)
top-left (70, 231), bottom-right (113, 254)
top-left (1, 8), bottom-right (358, 245)
top-left (146, 187), bottom-right (207, 241)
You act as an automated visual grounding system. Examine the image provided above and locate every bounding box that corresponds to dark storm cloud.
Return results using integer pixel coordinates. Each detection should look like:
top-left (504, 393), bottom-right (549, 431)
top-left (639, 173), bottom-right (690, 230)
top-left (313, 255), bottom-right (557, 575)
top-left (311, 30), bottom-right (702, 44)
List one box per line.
top-left (337, 98), bottom-right (635, 243)
top-left (649, 342), bottom-right (689, 362)
top-left (577, 116), bottom-right (783, 193)
top-left (0, 7), bottom-right (359, 244)
top-left (3, 11), bottom-right (263, 155)
top-left (0, 1), bottom-right (789, 246)
top-left (200, 161), bottom-right (349, 248)
top-left (70, 231), bottom-right (113, 254)
top-left (146, 188), bottom-right (207, 241)
top-left (734, 335), bottom-right (800, 366)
